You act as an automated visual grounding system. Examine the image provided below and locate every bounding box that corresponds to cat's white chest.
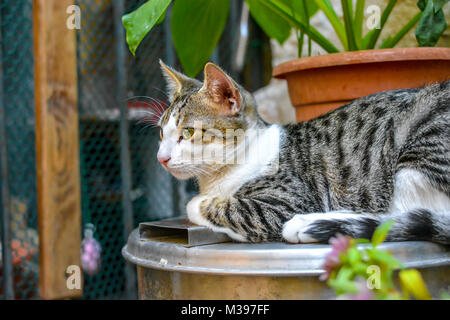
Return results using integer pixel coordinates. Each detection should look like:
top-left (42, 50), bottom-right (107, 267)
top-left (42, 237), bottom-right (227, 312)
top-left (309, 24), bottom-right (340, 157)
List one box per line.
top-left (202, 124), bottom-right (281, 197)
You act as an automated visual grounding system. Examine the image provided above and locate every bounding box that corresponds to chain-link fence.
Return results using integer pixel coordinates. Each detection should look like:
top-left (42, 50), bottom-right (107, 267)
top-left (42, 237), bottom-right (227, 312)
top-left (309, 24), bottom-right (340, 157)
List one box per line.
top-left (0, 0), bottom-right (272, 300)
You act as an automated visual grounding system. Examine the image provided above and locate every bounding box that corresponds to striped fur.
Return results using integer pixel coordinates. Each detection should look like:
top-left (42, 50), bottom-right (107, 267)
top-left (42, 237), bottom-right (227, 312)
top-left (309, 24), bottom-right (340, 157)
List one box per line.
top-left (158, 62), bottom-right (450, 244)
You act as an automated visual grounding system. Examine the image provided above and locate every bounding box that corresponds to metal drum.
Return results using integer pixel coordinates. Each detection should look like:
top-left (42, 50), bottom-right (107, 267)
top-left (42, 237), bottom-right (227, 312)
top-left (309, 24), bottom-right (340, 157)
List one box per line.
top-left (122, 218), bottom-right (450, 299)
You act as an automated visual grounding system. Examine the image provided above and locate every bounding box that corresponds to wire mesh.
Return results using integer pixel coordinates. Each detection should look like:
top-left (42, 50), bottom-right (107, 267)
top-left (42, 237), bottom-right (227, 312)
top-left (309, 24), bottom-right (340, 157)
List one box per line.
top-left (0, 0), bottom-right (251, 300)
top-left (0, 0), bottom-right (39, 300)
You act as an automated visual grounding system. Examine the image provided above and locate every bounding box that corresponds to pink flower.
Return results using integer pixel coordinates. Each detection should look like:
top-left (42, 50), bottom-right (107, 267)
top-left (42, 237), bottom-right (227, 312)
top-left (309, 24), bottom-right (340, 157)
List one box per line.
top-left (320, 233), bottom-right (352, 281)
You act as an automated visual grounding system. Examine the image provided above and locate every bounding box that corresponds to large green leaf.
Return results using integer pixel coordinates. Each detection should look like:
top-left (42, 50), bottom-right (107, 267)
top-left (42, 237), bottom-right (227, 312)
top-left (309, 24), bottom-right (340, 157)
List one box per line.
top-left (290, 0), bottom-right (319, 21)
top-left (171, 0), bottom-right (230, 77)
top-left (246, 0), bottom-right (292, 45)
top-left (416, 0), bottom-right (448, 46)
top-left (122, 0), bottom-right (172, 56)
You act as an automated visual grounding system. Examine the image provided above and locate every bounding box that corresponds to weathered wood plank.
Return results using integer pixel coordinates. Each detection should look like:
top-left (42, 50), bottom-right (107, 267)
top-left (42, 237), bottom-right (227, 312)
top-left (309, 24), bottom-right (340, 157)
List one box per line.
top-left (34, 0), bottom-right (82, 299)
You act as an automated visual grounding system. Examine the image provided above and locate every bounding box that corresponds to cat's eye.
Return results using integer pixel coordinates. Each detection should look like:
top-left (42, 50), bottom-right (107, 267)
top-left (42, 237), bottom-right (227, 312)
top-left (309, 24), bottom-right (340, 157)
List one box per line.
top-left (181, 128), bottom-right (195, 140)
top-left (159, 128), bottom-right (163, 141)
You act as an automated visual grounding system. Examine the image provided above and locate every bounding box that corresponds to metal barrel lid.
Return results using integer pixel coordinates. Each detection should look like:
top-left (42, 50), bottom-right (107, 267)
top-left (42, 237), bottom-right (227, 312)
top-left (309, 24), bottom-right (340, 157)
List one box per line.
top-left (122, 219), bottom-right (450, 277)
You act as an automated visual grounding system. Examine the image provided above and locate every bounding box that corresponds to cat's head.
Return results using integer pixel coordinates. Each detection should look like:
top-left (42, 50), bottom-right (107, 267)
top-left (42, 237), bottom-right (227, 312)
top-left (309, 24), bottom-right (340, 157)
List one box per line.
top-left (156, 60), bottom-right (262, 180)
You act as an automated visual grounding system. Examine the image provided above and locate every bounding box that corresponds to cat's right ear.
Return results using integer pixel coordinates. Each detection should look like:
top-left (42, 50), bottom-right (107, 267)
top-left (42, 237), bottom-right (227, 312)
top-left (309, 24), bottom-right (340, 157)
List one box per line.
top-left (159, 60), bottom-right (185, 101)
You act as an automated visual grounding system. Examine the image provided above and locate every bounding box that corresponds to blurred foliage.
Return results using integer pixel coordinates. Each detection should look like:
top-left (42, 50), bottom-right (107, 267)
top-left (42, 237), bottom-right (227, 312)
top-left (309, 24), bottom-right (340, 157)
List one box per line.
top-left (322, 221), bottom-right (434, 300)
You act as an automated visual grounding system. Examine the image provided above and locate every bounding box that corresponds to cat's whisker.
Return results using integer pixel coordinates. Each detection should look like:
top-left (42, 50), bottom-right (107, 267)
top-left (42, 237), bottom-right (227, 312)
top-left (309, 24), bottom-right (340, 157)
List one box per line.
top-left (148, 85), bottom-right (169, 99)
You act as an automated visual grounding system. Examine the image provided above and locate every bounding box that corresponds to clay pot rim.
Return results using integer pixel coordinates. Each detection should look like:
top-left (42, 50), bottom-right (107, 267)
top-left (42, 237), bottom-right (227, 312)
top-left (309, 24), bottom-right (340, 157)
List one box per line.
top-left (273, 47), bottom-right (450, 79)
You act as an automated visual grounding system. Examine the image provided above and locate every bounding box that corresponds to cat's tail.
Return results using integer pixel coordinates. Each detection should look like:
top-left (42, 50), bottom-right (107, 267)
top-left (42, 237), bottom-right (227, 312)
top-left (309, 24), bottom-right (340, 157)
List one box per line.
top-left (384, 209), bottom-right (450, 245)
top-left (284, 209), bottom-right (450, 245)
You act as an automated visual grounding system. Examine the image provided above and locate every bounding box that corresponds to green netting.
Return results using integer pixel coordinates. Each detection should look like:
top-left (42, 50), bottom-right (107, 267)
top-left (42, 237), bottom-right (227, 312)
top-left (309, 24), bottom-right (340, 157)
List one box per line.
top-left (0, 0), bottom-right (39, 300)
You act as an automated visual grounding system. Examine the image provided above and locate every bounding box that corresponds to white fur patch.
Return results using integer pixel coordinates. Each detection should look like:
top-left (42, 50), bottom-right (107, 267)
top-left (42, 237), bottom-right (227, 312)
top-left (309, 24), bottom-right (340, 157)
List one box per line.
top-left (282, 215), bottom-right (318, 243)
top-left (390, 169), bottom-right (450, 213)
top-left (158, 114), bottom-right (178, 164)
top-left (202, 124), bottom-right (281, 197)
top-left (282, 211), bottom-right (357, 243)
top-left (282, 168), bottom-right (450, 244)
top-left (189, 124), bottom-right (280, 240)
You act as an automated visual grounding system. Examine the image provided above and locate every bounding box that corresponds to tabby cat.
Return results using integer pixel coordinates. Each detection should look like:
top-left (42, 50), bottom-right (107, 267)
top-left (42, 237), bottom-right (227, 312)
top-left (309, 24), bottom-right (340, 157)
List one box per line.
top-left (155, 60), bottom-right (450, 244)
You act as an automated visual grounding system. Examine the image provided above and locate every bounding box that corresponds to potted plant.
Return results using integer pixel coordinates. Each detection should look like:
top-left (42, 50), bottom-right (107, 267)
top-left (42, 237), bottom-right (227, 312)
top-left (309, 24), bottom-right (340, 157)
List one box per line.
top-left (122, 0), bottom-right (450, 122)
top-left (270, 0), bottom-right (450, 121)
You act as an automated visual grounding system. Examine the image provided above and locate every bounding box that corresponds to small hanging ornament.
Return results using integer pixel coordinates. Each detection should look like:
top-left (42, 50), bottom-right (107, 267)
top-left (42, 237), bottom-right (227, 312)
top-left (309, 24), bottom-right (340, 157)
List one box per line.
top-left (81, 223), bottom-right (102, 276)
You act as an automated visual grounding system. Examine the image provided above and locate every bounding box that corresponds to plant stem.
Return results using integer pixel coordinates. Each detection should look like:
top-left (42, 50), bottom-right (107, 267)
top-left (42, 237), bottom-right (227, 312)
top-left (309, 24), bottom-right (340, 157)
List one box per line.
top-left (354, 0), bottom-right (365, 48)
top-left (298, 30), bottom-right (304, 57)
top-left (301, 0), bottom-right (312, 56)
top-left (314, 0), bottom-right (348, 50)
top-left (260, 0), bottom-right (340, 53)
top-left (363, 0), bottom-right (397, 49)
top-left (380, 11), bottom-right (422, 48)
top-left (341, 0), bottom-right (358, 50)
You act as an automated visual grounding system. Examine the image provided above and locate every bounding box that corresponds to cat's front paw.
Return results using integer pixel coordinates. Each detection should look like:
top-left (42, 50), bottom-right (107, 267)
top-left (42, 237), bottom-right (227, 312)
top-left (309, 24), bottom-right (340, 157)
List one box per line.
top-left (282, 215), bottom-right (318, 243)
top-left (186, 195), bottom-right (208, 226)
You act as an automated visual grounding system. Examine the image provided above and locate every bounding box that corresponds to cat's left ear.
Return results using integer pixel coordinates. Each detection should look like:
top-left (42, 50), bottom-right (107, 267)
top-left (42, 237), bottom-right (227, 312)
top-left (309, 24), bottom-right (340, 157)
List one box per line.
top-left (160, 59), bottom-right (188, 101)
top-left (201, 62), bottom-right (241, 116)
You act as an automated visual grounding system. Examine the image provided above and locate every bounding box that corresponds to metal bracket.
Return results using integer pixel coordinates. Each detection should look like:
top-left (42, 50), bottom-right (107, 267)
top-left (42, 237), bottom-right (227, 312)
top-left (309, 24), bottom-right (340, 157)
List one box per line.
top-left (139, 217), bottom-right (231, 247)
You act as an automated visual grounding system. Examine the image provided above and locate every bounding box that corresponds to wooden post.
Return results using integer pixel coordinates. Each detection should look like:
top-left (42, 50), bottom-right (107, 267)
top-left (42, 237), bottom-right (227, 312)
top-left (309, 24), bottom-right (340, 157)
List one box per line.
top-left (34, 0), bottom-right (82, 299)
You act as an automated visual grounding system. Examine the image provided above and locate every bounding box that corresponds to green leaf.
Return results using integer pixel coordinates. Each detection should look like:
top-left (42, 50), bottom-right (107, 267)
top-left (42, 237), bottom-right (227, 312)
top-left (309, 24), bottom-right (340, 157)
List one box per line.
top-left (171, 0), bottom-right (230, 77)
top-left (440, 289), bottom-right (450, 300)
top-left (371, 220), bottom-right (394, 247)
top-left (432, 0), bottom-right (449, 12)
top-left (347, 247), bottom-right (361, 266)
top-left (341, 0), bottom-right (359, 50)
top-left (415, 0), bottom-right (448, 46)
top-left (291, 0), bottom-right (319, 21)
top-left (363, 0), bottom-right (397, 49)
top-left (246, 0), bottom-right (292, 45)
top-left (368, 249), bottom-right (403, 269)
top-left (399, 269), bottom-right (432, 300)
top-left (290, 0), bottom-right (319, 56)
top-left (354, 0), bottom-right (365, 47)
top-left (418, 0), bottom-right (449, 12)
top-left (314, 0), bottom-right (348, 50)
top-left (156, 8), bottom-right (167, 25)
top-left (122, 0), bottom-right (172, 56)
top-left (328, 266), bottom-right (358, 295)
top-left (257, 0), bottom-right (340, 53)
top-left (353, 262), bottom-right (369, 275)
top-left (380, 11), bottom-right (422, 48)
top-left (417, 0), bottom-right (427, 10)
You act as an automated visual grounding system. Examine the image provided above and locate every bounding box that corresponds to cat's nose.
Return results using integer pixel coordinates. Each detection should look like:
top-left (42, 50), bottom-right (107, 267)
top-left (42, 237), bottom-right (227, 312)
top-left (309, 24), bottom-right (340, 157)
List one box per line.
top-left (158, 155), bottom-right (171, 166)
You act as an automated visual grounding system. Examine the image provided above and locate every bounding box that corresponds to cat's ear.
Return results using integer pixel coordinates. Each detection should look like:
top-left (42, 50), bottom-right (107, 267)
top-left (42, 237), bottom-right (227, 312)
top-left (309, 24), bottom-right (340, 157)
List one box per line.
top-left (159, 59), bottom-right (187, 100)
top-left (201, 62), bottom-right (241, 116)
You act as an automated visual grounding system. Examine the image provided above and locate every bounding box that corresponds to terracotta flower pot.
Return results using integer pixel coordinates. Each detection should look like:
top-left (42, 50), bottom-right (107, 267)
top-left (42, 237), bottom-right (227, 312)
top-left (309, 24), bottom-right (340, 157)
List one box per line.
top-left (273, 48), bottom-right (450, 122)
